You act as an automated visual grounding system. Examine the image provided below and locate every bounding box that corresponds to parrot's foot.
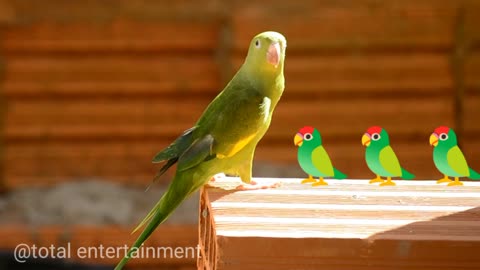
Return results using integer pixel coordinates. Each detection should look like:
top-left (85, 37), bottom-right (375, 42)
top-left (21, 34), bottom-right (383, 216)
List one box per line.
top-left (447, 177), bottom-right (463, 186)
top-left (235, 181), bottom-right (281, 191)
top-left (210, 173), bottom-right (226, 182)
top-left (379, 178), bottom-right (396, 186)
top-left (301, 175), bottom-right (316, 184)
top-left (311, 178), bottom-right (328, 186)
top-left (436, 177), bottom-right (452, 184)
top-left (369, 176), bottom-right (384, 184)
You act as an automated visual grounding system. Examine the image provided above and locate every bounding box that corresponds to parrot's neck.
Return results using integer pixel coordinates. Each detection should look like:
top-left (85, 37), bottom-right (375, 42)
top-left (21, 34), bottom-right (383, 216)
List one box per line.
top-left (239, 65), bottom-right (285, 107)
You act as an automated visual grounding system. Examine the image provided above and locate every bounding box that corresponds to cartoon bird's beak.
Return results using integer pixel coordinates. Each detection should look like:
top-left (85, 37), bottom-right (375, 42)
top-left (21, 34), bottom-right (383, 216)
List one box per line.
top-left (294, 133), bottom-right (303, 147)
top-left (362, 134), bottom-right (371, 147)
top-left (429, 133), bottom-right (439, 147)
top-left (267, 42), bottom-right (281, 67)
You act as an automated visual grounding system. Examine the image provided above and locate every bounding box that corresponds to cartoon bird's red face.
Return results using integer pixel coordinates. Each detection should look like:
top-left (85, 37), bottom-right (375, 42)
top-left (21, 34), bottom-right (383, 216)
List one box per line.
top-left (294, 126), bottom-right (315, 147)
top-left (362, 126), bottom-right (383, 147)
top-left (429, 126), bottom-right (450, 147)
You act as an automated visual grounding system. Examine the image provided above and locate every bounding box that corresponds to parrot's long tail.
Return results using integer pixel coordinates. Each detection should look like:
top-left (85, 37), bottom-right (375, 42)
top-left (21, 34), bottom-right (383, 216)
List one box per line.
top-left (333, 168), bottom-right (347, 180)
top-left (401, 168), bottom-right (415, 180)
top-left (115, 173), bottom-right (193, 270)
top-left (469, 168), bottom-right (480, 180)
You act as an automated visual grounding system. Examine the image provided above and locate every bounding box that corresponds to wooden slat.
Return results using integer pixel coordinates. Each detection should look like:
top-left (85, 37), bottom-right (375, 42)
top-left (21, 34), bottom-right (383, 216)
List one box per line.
top-left (464, 94), bottom-right (480, 135)
top-left (233, 53), bottom-right (452, 94)
top-left (6, 99), bottom-right (210, 127)
top-left (4, 56), bottom-right (219, 83)
top-left (199, 178), bottom-right (480, 270)
top-left (266, 96), bottom-right (454, 139)
top-left (232, 1), bottom-right (458, 51)
top-left (0, 20), bottom-right (220, 53)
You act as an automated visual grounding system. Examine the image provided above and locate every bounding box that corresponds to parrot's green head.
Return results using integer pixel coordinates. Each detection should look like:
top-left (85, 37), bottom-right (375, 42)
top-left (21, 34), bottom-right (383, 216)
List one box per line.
top-left (362, 126), bottom-right (390, 150)
top-left (294, 126), bottom-right (322, 149)
top-left (430, 126), bottom-right (457, 149)
top-left (242, 31), bottom-right (287, 92)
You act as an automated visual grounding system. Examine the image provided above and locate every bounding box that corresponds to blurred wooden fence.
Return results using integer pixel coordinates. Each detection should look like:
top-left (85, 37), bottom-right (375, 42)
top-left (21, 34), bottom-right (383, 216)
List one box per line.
top-left (0, 0), bottom-right (479, 190)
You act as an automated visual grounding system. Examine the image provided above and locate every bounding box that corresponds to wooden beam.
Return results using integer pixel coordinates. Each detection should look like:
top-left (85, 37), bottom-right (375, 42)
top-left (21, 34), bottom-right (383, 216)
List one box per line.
top-left (199, 177), bottom-right (480, 270)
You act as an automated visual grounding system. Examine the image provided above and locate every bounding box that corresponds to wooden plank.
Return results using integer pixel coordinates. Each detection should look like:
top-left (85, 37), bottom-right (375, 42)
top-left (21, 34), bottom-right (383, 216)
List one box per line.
top-left (0, 224), bottom-right (198, 267)
top-left (266, 96), bottom-right (455, 139)
top-left (231, 1), bottom-right (457, 51)
top-left (5, 98), bottom-right (210, 126)
top-left (233, 53), bottom-right (452, 94)
top-left (3, 80), bottom-right (219, 97)
top-left (464, 94), bottom-right (480, 135)
top-left (199, 178), bottom-right (480, 270)
top-left (5, 96), bottom-right (454, 140)
top-left (4, 55), bottom-right (219, 83)
top-left (0, 20), bottom-right (220, 53)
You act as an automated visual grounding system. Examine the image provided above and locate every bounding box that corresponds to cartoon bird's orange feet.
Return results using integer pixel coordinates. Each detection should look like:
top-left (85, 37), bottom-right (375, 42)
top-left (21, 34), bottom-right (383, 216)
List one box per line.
top-left (447, 178), bottom-right (463, 186)
top-left (369, 176), bottom-right (384, 184)
top-left (437, 177), bottom-right (452, 184)
top-left (301, 175), bottom-right (316, 184)
top-left (379, 179), bottom-right (396, 186)
top-left (311, 178), bottom-right (328, 186)
top-left (235, 181), bottom-right (281, 191)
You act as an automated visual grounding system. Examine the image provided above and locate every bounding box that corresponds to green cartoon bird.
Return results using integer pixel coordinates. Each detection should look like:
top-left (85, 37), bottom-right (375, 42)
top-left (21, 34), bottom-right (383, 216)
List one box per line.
top-left (430, 126), bottom-right (480, 186)
top-left (362, 126), bottom-right (414, 186)
top-left (294, 126), bottom-right (347, 186)
top-left (115, 31), bottom-right (287, 269)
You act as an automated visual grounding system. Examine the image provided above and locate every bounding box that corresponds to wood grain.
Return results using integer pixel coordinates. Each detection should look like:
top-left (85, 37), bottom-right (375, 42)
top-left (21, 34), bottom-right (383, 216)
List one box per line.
top-left (199, 177), bottom-right (480, 270)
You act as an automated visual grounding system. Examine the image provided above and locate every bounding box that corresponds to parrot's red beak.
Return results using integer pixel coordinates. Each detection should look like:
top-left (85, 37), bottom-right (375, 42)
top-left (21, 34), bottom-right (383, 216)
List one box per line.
top-left (267, 42), bottom-right (281, 67)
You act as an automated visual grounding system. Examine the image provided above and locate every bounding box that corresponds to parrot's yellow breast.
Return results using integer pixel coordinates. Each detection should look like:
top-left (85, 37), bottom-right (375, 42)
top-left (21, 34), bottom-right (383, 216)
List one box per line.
top-left (217, 133), bottom-right (257, 159)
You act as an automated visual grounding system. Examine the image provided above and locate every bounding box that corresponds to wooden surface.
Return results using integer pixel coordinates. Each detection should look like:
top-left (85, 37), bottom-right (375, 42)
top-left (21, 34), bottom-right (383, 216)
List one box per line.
top-left (199, 177), bottom-right (480, 270)
top-left (1, 1), bottom-right (480, 189)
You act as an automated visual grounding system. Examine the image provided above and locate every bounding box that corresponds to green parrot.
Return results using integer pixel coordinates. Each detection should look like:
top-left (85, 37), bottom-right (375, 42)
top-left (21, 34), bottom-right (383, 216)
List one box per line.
top-left (294, 126), bottom-right (346, 186)
top-left (362, 126), bottom-right (414, 186)
top-left (115, 31), bottom-right (287, 269)
top-left (430, 126), bottom-right (480, 186)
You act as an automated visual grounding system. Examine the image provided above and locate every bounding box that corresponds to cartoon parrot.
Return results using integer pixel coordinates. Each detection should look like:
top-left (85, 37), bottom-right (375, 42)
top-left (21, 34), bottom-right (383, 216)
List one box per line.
top-left (362, 126), bottom-right (415, 186)
top-left (115, 31), bottom-right (287, 269)
top-left (294, 126), bottom-right (347, 186)
top-left (430, 126), bottom-right (480, 186)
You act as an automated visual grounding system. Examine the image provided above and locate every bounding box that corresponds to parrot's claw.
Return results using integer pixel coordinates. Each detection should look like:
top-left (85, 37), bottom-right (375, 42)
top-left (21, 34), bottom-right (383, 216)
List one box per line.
top-left (436, 178), bottom-right (452, 184)
top-left (235, 181), bottom-right (281, 191)
top-left (210, 173), bottom-right (226, 182)
top-left (447, 181), bottom-right (464, 186)
top-left (301, 178), bottom-right (316, 184)
top-left (301, 175), bottom-right (316, 184)
top-left (369, 178), bottom-right (384, 184)
top-left (447, 177), bottom-right (463, 186)
top-left (312, 180), bottom-right (328, 186)
top-left (379, 180), bottom-right (396, 186)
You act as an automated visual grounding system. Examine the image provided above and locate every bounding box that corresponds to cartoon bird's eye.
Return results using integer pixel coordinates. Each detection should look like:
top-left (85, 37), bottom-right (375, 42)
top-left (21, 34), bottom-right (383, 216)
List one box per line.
top-left (372, 133), bottom-right (381, 141)
top-left (255, 39), bottom-right (261, 48)
top-left (439, 133), bottom-right (448, 141)
top-left (304, 133), bottom-right (313, 141)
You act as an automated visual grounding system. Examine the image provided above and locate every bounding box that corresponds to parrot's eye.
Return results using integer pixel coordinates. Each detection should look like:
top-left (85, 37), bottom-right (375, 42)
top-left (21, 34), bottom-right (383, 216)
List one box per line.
top-left (439, 133), bottom-right (448, 141)
top-left (372, 133), bottom-right (381, 141)
top-left (304, 133), bottom-right (313, 141)
top-left (255, 39), bottom-right (261, 48)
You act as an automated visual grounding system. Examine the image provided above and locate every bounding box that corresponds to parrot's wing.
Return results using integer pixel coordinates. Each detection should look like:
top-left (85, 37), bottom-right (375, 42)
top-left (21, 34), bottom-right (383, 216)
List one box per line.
top-left (135, 134), bottom-right (215, 232)
top-left (379, 146), bottom-right (402, 176)
top-left (447, 146), bottom-right (470, 175)
top-left (311, 146), bottom-right (335, 176)
top-left (148, 127), bottom-right (197, 189)
top-left (152, 126), bottom-right (196, 163)
top-left (177, 134), bottom-right (215, 171)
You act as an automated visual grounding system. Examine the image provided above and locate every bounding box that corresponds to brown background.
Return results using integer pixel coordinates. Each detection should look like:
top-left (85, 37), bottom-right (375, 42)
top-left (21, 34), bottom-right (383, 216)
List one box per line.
top-left (0, 0), bottom-right (479, 269)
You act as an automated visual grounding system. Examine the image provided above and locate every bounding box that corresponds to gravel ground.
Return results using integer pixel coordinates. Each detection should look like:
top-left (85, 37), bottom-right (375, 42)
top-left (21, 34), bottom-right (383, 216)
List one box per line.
top-left (0, 162), bottom-right (303, 225)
